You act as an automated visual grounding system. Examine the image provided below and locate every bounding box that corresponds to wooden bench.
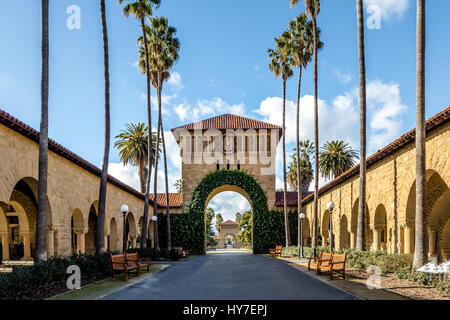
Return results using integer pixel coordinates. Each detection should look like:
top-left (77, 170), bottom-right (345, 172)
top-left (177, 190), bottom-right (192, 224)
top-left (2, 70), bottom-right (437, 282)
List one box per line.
top-left (109, 253), bottom-right (140, 281)
top-left (269, 245), bottom-right (282, 258)
top-left (178, 247), bottom-right (189, 258)
top-left (318, 253), bottom-right (347, 280)
top-left (125, 252), bottom-right (151, 273)
top-left (307, 252), bottom-right (332, 272)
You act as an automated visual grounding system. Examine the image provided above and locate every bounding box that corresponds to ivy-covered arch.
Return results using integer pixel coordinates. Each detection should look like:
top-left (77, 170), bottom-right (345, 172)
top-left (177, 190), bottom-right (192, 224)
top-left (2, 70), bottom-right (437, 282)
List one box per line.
top-left (189, 169), bottom-right (270, 254)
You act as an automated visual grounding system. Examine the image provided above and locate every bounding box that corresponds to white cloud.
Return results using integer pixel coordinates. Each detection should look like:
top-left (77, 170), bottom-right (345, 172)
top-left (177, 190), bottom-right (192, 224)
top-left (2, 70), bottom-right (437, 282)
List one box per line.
top-left (129, 61), bottom-right (139, 69)
top-left (365, 0), bottom-right (410, 21)
top-left (208, 191), bottom-right (251, 227)
top-left (366, 80), bottom-right (407, 150)
top-left (334, 70), bottom-right (353, 84)
top-left (167, 71), bottom-right (184, 89)
top-left (175, 98), bottom-right (246, 123)
top-left (108, 163), bottom-right (141, 191)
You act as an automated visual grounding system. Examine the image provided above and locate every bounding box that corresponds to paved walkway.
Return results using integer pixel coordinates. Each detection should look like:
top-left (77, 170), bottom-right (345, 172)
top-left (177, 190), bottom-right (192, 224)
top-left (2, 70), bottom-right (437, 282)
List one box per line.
top-left (103, 249), bottom-right (358, 300)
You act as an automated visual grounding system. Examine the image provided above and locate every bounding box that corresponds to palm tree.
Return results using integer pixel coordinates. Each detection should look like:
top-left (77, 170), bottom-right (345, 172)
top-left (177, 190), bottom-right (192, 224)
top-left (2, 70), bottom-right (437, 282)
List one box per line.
top-left (413, 0), bottom-right (427, 269)
top-left (139, 17), bottom-right (180, 251)
top-left (287, 154), bottom-right (314, 193)
top-left (319, 141), bottom-right (358, 179)
top-left (114, 123), bottom-right (160, 192)
top-left (268, 33), bottom-right (294, 247)
top-left (288, 13), bottom-right (322, 256)
top-left (96, 0), bottom-right (111, 255)
top-left (291, 0), bottom-right (321, 256)
top-left (35, 0), bottom-right (50, 262)
top-left (356, 0), bottom-right (367, 252)
top-left (118, 0), bottom-right (160, 249)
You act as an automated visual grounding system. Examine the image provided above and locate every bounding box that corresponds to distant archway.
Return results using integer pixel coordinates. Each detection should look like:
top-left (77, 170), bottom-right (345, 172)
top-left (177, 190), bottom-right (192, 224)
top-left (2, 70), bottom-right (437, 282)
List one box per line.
top-left (86, 204), bottom-right (97, 255)
top-left (351, 198), bottom-right (370, 250)
top-left (110, 218), bottom-right (118, 252)
top-left (339, 215), bottom-right (350, 249)
top-left (374, 205), bottom-right (387, 251)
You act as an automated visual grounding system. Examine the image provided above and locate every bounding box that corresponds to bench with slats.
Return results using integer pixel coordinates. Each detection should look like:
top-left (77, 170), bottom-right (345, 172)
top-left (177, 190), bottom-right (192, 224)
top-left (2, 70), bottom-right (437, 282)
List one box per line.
top-left (125, 252), bottom-right (151, 273)
top-left (307, 252), bottom-right (333, 272)
top-left (109, 253), bottom-right (140, 281)
top-left (269, 245), bottom-right (283, 258)
top-left (319, 253), bottom-right (347, 280)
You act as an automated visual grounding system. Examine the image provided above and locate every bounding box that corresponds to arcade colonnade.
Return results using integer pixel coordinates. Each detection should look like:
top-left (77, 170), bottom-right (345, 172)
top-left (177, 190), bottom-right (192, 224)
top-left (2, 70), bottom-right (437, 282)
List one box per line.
top-left (0, 110), bottom-right (157, 261)
top-left (299, 108), bottom-right (450, 260)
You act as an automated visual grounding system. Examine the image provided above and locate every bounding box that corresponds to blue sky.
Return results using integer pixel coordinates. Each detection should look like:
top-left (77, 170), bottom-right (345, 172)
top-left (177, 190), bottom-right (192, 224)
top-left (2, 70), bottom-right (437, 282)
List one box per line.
top-left (1, 0), bottom-right (449, 225)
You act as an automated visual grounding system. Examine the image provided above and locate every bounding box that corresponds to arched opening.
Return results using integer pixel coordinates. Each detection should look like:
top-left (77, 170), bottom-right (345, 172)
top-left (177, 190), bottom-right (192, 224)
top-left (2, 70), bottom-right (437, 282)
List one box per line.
top-left (405, 169), bottom-right (449, 257)
top-left (189, 170), bottom-right (269, 254)
top-left (71, 209), bottom-right (84, 254)
top-left (1, 178), bottom-right (53, 261)
top-left (351, 198), bottom-right (370, 250)
top-left (110, 218), bottom-right (118, 252)
top-left (86, 203), bottom-right (97, 255)
top-left (339, 215), bottom-right (350, 249)
top-left (126, 213), bottom-right (137, 250)
top-left (374, 205), bottom-right (387, 251)
top-left (206, 189), bottom-right (251, 250)
top-left (321, 210), bottom-right (330, 247)
top-left (301, 217), bottom-right (311, 247)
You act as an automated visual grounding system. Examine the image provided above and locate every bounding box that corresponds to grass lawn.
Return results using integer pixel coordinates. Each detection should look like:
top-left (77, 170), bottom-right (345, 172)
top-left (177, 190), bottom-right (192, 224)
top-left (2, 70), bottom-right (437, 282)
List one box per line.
top-left (49, 264), bottom-right (164, 300)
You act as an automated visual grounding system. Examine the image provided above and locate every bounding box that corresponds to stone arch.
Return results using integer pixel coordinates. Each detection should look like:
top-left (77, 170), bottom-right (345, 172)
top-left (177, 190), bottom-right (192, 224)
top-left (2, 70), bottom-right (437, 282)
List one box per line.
top-left (71, 209), bottom-right (84, 254)
top-left (404, 169), bottom-right (449, 255)
top-left (109, 218), bottom-right (118, 252)
top-left (85, 203), bottom-right (97, 255)
top-left (189, 170), bottom-right (268, 254)
top-left (373, 204), bottom-right (388, 251)
top-left (339, 215), bottom-right (350, 249)
top-left (321, 210), bottom-right (330, 246)
top-left (127, 212), bottom-right (137, 249)
top-left (427, 184), bottom-right (450, 262)
top-left (302, 217), bottom-right (311, 246)
top-left (350, 198), bottom-right (370, 250)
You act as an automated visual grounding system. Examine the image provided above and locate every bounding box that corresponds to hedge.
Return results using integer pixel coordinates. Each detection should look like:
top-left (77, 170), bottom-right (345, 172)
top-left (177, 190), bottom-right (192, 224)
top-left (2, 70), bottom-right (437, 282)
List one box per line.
top-left (0, 253), bottom-right (112, 300)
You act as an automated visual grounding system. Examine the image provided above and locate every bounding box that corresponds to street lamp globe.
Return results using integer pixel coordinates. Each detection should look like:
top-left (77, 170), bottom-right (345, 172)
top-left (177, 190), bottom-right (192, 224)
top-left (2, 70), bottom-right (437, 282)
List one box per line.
top-left (299, 213), bottom-right (306, 220)
top-left (121, 204), bottom-right (129, 214)
top-left (327, 201), bottom-right (335, 211)
top-left (151, 216), bottom-right (158, 222)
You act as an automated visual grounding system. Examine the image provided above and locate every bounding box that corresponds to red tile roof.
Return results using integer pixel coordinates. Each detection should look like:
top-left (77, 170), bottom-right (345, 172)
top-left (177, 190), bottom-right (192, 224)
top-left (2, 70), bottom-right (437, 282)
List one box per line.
top-left (220, 220), bottom-right (239, 226)
top-left (301, 105), bottom-right (450, 206)
top-left (150, 193), bottom-right (183, 208)
top-left (0, 109), bottom-right (183, 208)
top-left (275, 191), bottom-right (313, 206)
top-left (171, 114), bottom-right (282, 132)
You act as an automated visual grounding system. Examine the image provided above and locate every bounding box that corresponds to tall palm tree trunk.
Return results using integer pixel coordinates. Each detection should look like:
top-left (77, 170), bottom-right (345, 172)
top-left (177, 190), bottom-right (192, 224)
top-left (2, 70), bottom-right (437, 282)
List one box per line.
top-left (153, 74), bottom-right (163, 251)
top-left (282, 79), bottom-right (291, 247)
top-left (141, 16), bottom-right (153, 249)
top-left (312, 17), bottom-right (319, 257)
top-left (356, 0), bottom-right (367, 251)
top-left (36, 0), bottom-right (50, 262)
top-left (296, 67), bottom-right (303, 256)
top-left (139, 161), bottom-right (146, 193)
top-left (96, 0), bottom-right (110, 255)
top-left (413, 0), bottom-right (427, 269)
top-left (160, 120), bottom-right (172, 250)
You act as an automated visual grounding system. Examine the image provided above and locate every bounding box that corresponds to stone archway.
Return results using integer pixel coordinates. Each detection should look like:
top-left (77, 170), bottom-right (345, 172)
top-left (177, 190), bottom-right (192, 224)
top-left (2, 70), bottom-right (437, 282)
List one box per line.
top-left (189, 170), bottom-right (269, 254)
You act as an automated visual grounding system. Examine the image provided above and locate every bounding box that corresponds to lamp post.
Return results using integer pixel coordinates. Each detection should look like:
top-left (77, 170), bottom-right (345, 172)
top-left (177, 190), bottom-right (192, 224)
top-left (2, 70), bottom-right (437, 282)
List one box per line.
top-left (151, 215), bottom-right (158, 250)
top-left (327, 201), bottom-right (335, 253)
top-left (299, 213), bottom-right (306, 258)
top-left (121, 204), bottom-right (129, 253)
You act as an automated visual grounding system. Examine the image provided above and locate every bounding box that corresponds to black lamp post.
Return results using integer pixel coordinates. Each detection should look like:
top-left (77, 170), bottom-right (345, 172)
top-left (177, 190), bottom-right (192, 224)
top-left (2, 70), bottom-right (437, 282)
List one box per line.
top-left (327, 201), bottom-right (335, 253)
top-left (121, 204), bottom-right (129, 253)
top-left (299, 213), bottom-right (306, 258)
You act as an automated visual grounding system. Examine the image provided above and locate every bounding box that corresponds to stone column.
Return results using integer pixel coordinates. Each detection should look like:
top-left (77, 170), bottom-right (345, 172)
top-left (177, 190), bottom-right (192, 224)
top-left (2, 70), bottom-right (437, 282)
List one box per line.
top-left (428, 228), bottom-right (436, 254)
top-left (47, 229), bottom-right (55, 258)
top-left (21, 233), bottom-right (32, 261)
top-left (350, 232), bottom-right (356, 249)
top-left (76, 231), bottom-right (85, 254)
top-left (1, 233), bottom-right (9, 261)
top-left (373, 228), bottom-right (381, 251)
top-left (404, 226), bottom-right (412, 254)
